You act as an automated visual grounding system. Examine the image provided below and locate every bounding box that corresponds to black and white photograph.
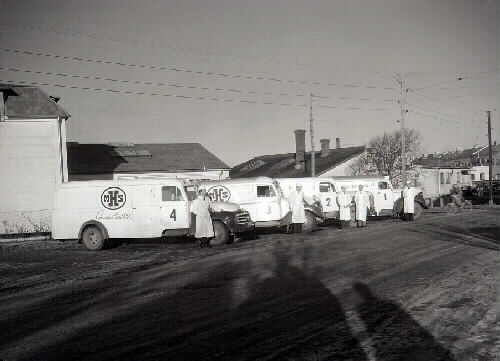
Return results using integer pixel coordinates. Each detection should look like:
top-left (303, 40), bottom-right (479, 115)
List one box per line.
top-left (0, 1), bottom-right (499, 360)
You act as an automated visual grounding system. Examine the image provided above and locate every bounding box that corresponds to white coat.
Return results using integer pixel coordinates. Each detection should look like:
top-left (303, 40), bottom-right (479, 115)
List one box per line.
top-left (354, 191), bottom-right (369, 221)
top-left (289, 190), bottom-right (306, 224)
top-left (191, 196), bottom-right (215, 238)
top-left (336, 192), bottom-right (351, 221)
top-left (403, 186), bottom-right (415, 214)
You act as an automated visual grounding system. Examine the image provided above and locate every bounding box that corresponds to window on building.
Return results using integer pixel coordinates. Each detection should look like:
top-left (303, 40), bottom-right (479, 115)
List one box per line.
top-left (471, 174), bottom-right (476, 181)
top-left (440, 173), bottom-right (445, 185)
top-left (480, 173), bottom-right (485, 180)
top-left (257, 185), bottom-right (276, 197)
top-left (162, 186), bottom-right (184, 201)
top-left (445, 173), bottom-right (451, 184)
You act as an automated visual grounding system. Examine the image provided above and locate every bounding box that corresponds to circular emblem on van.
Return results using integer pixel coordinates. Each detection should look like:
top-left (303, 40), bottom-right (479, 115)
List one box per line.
top-left (207, 185), bottom-right (231, 202)
top-left (101, 187), bottom-right (126, 210)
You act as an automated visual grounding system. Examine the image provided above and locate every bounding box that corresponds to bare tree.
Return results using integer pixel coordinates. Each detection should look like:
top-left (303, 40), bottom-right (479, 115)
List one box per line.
top-left (350, 129), bottom-right (421, 186)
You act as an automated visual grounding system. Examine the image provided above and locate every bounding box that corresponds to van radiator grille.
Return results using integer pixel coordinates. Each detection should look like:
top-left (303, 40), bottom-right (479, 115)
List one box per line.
top-left (236, 211), bottom-right (251, 225)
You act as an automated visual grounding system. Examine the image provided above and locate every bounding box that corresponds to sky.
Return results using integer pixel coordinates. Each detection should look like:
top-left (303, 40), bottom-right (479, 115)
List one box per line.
top-left (0, 0), bottom-right (499, 166)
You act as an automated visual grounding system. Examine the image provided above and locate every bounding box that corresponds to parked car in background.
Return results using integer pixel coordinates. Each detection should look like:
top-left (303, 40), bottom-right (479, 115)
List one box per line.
top-left (52, 179), bottom-right (254, 250)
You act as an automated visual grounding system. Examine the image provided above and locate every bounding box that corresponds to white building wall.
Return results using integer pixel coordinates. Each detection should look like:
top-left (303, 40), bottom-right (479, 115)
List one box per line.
top-left (0, 118), bottom-right (67, 234)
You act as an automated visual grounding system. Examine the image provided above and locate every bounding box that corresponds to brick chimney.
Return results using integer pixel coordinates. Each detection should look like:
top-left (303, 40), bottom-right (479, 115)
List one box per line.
top-left (320, 138), bottom-right (330, 157)
top-left (336, 137), bottom-right (341, 149)
top-left (294, 129), bottom-right (306, 170)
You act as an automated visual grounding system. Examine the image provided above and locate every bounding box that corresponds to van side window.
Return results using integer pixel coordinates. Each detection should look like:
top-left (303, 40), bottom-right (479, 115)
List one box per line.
top-left (162, 186), bottom-right (184, 201)
top-left (378, 181), bottom-right (389, 190)
top-left (257, 185), bottom-right (275, 197)
top-left (319, 182), bottom-right (333, 193)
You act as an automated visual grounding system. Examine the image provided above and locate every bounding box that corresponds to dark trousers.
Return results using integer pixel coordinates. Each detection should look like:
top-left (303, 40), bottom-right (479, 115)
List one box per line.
top-left (293, 223), bottom-right (303, 233)
top-left (403, 213), bottom-right (414, 221)
top-left (357, 220), bottom-right (367, 227)
top-left (197, 237), bottom-right (211, 248)
top-left (339, 220), bottom-right (350, 229)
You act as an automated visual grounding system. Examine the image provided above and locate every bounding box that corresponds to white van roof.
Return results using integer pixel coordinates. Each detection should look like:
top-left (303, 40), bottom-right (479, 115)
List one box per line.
top-left (333, 175), bottom-right (388, 181)
top-left (275, 177), bottom-right (334, 182)
top-left (202, 176), bottom-right (274, 185)
top-left (59, 178), bottom-right (186, 189)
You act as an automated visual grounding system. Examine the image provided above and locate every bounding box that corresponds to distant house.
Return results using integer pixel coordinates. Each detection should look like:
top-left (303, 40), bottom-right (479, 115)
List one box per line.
top-left (0, 84), bottom-right (70, 234)
top-left (230, 130), bottom-right (365, 178)
top-left (414, 145), bottom-right (500, 197)
top-left (67, 142), bottom-right (230, 181)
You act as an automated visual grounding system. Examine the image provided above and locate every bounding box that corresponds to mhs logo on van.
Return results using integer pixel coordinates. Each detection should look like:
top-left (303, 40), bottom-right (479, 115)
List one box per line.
top-left (101, 187), bottom-right (126, 210)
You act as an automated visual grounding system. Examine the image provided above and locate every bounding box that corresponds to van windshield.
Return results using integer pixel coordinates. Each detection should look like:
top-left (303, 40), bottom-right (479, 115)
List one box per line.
top-left (184, 186), bottom-right (197, 201)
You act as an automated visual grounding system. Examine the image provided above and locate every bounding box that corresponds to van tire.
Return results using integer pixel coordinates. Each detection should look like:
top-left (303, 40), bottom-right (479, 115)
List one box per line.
top-left (302, 211), bottom-right (317, 233)
top-left (82, 225), bottom-right (106, 251)
top-left (413, 202), bottom-right (424, 220)
top-left (212, 221), bottom-right (230, 245)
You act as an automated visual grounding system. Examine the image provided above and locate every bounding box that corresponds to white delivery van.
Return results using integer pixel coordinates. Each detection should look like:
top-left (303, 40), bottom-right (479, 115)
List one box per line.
top-left (200, 177), bottom-right (324, 232)
top-left (52, 179), bottom-right (254, 250)
top-left (275, 177), bottom-right (339, 220)
top-left (331, 175), bottom-right (427, 219)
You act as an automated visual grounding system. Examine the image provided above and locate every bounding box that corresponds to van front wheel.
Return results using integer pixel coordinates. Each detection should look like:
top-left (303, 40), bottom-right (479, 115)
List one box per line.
top-left (212, 221), bottom-right (230, 245)
top-left (302, 211), bottom-right (317, 233)
top-left (82, 225), bottom-right (106, 251)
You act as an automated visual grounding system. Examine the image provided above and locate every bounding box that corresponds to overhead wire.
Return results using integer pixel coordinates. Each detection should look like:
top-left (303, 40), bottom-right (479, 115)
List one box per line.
top-left (0, 79), bottom-right (391, 111)
top-left (0, 66), bottom-right (395, 103)
top-left (1, 48), bottom-right (397, 90)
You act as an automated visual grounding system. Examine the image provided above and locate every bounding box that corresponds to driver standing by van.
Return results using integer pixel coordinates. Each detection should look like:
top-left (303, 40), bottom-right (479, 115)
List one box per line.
top-left (289, 183), bottom-right (306, 233)
top-left (191, 188), bottom-right (215, 247)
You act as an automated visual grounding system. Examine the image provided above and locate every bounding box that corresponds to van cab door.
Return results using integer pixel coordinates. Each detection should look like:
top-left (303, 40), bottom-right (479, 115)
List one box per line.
top-left (159, 185), bottom-right (189, 232)
top-left (255, 184), bottom-right (281, 221)
top-left (374, 180), bottom-right (394, 213)
top-left (318, 181), bottom-right (338, 216)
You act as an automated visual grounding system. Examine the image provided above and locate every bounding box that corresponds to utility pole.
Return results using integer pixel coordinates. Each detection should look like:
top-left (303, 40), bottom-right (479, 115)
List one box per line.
top-left (396, 75), bottom-right (407, 185)
top-left (310, 93), bottom-right (315, 177)
top-left (487, 110), bottom-right (493, 205)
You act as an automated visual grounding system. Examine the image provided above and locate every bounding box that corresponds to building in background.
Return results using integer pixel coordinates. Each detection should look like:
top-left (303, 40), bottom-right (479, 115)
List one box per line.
top-left (230, 129), bottom-right (365, 178)
top-left (67, 142), bottom-right (230, 181)
top-left (0, 84), bottom-right (70, 234)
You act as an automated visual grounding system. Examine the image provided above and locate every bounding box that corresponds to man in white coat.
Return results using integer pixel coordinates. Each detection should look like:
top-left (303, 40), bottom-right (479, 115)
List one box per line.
top-left (402, 180), bottom-right (415, 221)
top-left (336, 185), bottom-right (352, 229)
top-left (191, 188), bottom-right (215, 247)
top-left (354, 185), bottom-right (369, 228)
top-left (289, 183), bottom-right (306, 233)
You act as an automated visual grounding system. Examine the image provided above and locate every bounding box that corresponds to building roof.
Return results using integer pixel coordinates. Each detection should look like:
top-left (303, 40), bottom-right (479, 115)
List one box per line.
top-left (416, 144), bottom-right (500, 167)
top-left (230, 146), bottom-right (365, 178)
top-left (0, 84), bottom-right (70, 119)
top-left (67, 143), bottom-right (230, 175)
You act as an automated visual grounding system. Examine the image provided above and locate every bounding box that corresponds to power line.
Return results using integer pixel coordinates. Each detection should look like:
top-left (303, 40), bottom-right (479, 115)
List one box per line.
top-left (405, 102), bottom-right (481, 123)
top-left (0, 22), bottom-right (399, 79)
top-left (408, 91), bottom-right (480, 115)
top-left (0, 79), bottom-right (390, 111)
top-left (1, 48), bottom-right (397, 91)
top-left (0, 66), bottom-right (395, 103)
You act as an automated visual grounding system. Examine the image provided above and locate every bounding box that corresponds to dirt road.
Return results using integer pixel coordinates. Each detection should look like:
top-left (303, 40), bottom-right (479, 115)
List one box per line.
top-left (1, 210), bottom-right (498, 361)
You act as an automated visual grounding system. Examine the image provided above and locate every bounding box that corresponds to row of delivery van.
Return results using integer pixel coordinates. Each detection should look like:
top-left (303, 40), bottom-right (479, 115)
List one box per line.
top-left (52, 175), bottom-right (426, 250)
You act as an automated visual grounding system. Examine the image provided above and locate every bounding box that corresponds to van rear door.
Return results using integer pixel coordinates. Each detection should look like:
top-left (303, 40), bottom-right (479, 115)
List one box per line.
top-left (318, 181), bottom-right (339, 217)
top-left (159, 184), bottom-right (189, 234)
top-left (255, 183), bottom-right (281, 221)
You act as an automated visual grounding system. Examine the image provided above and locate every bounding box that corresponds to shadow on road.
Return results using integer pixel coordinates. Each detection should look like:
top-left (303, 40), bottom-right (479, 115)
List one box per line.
top-left (354, 282), bottom-right (457, 361)
top-left (8, 246), bottom-right (457, 361)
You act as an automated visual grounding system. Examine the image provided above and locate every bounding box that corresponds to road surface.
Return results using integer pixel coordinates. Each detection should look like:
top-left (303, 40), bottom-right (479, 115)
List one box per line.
top-left (0, 209), bottom-right (498, 361)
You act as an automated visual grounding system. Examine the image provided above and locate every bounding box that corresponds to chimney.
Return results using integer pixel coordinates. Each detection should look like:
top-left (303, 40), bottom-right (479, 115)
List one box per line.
top-left (294, 129), bottom-right (306, 170)
top-left (336, 137), bottom-right (341, 149)
top-left (320, 138), bottom-right (330, 157)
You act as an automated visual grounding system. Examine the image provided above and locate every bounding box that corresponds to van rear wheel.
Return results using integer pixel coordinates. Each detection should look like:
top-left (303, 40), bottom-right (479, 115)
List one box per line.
top-left (82, 225), bottom-right (106, 251)
top-left (302, 211), bottom-right (317, 233)
top-left (212, 221), bottom-right (230, 245)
